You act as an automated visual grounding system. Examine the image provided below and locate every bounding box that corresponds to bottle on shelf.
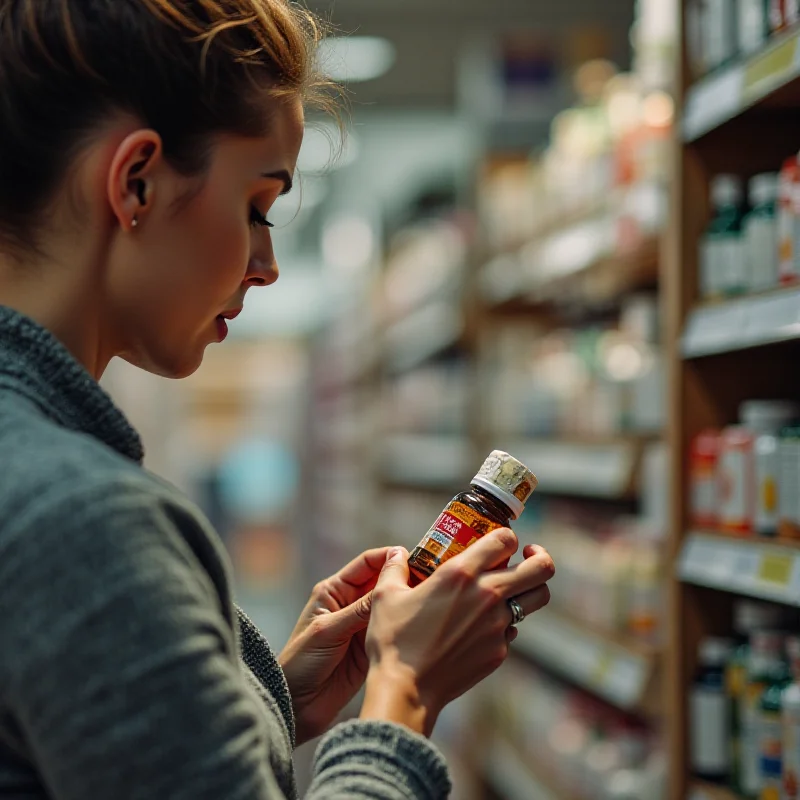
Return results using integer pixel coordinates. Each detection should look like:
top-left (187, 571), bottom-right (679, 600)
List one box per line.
top-left (727, 602), bottom-right (785, 795)
top-left (407, 450), bottom-right (537, 584)
top-left (744, 173), bottom-right (780, 293)
top-left (690, 428), bottom-right (722, 529)
top-left (704, 0), bottom-right (738, 71)
top-left (740, 631), bottom-right (787, 798)
top-left (739, 0), bottom-right (770, 54)
top-left (778, 155), bottom-right (800, 286)
top-left (700, 175), bottom-right (745, 300)
top-left (779, 425), bottom-right (800, 540)
top-left (782, 636), bottom-right (800, 800)
top-left (758, 647), bottom-right (792, 800)
top-left (718, 401), bottom-right (799, 536)
top-left (691, 637), bottom-right (735, 783)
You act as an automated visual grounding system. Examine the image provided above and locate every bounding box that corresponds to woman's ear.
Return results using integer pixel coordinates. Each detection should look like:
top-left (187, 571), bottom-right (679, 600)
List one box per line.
top-left (107, 130), bottom-right (163, 232)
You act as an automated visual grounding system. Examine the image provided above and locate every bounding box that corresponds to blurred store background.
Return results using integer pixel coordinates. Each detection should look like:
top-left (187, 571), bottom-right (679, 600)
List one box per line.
top-left (102, 0), bottom-right (800, 797)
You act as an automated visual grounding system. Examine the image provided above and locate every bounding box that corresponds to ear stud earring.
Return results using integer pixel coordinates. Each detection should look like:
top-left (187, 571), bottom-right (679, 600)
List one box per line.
top-left (131, 216), bottom-right (138, 228)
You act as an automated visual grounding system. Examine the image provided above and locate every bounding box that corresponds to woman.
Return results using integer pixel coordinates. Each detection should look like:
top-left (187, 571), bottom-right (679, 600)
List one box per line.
top-left (0, 2), bottom-right (554, 799)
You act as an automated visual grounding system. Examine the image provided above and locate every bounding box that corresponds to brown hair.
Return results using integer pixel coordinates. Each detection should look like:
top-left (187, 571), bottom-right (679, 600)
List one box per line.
top-left (0, 0), bottom-right (336, 253)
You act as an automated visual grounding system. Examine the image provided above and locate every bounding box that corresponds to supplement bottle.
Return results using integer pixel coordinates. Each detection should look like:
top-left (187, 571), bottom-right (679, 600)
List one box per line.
top-left (740, 631), bottom-right (786, 797)
top-left (749, 402), bottom-right (800, 537)
top-left (778, 155), bottom-right (800, 286)
top-left (691, 429), bottom-right (722, 528)
top-left (407, 450), bottom-right (537, 584)
top-left (691, 637), bottom-right (735, 782)
top-left (782, 636), bottom-right (800, 800)
top-left (744, 173), bottom-right (780, 293)
top-left (701, 175), bottom-right (745, 300)
top-left (705, 0), bottom-right (738, 70)
top-left (758, 651), bottom-right (791, 800)
top-left (739, 0), bottom-right (769, 55)
top-left (779, 425), bottom-right (800, 540)
top-left (728, 603), bottom-right (785, 794)
top-left (719, 402), bottom-right (798, 536)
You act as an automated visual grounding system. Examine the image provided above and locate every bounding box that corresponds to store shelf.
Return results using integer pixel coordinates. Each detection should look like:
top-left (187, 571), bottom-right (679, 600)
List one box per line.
top-left (683, 27), bottom-right (800, 141)
top-left (678, 531), bottom-right (800, 606)
top-left (681, 287), bottom-right (800, 358)
top-left (484, 735), bottom-right (565, 800)
top-left (500, 438), bottom-right (641, 499)
top-left (379, 434), bottom-right (473, 489)
top-left (512, 607), bottom-right (657, 713)
top-left (385, 300), bottom-right (463, 374)
top-left (688, 781), bottom-right (744, 800)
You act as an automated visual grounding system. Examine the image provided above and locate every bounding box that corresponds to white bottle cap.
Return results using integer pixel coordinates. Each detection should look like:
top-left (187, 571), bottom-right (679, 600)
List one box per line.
top-left (470, 450), bottom-right (537, 520)
top-left (749, 172), bottom-right (779, 206)
top-left (711, 174), bottom-right (743, 207)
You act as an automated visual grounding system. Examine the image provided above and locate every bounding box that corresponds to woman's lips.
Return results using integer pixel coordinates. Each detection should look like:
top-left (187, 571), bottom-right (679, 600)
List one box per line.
top-left (215, 316), bottom-right (229, 342)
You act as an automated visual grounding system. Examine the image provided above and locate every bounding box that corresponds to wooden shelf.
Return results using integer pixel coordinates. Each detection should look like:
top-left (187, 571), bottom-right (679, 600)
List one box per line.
top-left (683, 26), bottom-right (800, 141)
top-left (678, 531), bottom-right (800, 606)
top-left (483, 230), bottom-right (660, 313)
top-left (384, 300), bottom-right (464, 374)
top-left (682, 287), bottom-right (800, 358)
top-left (512, 607), bottom-right (659, 715)
top-left (688, 781), bottom-right (744, 800)
top-left (498, 437), bottom-right (642, 499)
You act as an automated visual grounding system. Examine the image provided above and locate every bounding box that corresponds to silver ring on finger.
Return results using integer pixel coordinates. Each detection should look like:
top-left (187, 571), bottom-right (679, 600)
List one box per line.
top-left (507, 597), bottom-right (525, 626)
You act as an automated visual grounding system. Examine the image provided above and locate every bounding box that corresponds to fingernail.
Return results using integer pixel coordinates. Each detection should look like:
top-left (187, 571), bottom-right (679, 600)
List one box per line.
top-left (388, 547), bottom-right (404, 562)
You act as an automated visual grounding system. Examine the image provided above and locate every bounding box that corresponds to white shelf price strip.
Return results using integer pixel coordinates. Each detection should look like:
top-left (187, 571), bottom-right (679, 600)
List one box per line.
top-left (512, 611), bottom-right (651, 711)
top-left (682, 288), bottom-right (800, 358)
top-left (678, 532), bottom-right (800, 606)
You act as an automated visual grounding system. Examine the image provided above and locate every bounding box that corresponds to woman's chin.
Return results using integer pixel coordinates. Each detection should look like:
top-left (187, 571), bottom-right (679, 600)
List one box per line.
top-left (120, 344), bottom-right (207, 380)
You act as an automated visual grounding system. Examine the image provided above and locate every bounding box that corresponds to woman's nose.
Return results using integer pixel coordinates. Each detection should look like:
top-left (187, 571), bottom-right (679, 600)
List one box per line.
top-left (245, 256), bottom-right (279, 287)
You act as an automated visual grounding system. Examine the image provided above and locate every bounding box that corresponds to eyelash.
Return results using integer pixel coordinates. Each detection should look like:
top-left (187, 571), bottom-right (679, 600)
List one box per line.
top-left (249, 205), bottom-right (274, 229)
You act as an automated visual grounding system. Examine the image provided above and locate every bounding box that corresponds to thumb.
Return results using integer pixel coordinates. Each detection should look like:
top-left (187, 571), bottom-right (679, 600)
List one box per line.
top-left (376, 546), bottom-right (411, 590)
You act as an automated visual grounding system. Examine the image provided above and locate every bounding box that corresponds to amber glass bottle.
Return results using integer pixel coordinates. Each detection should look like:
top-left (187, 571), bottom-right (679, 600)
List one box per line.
top-left (408, 450), bottom-right (537, 585)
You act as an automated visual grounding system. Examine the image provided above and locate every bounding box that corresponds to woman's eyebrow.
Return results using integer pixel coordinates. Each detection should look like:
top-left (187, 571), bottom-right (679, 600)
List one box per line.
top-left (261, 169), bottom-right (293, 196)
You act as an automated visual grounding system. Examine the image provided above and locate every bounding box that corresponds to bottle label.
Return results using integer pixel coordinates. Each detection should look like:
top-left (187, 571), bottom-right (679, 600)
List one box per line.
top-left (414, 501), bottom-right (502, 568)
top-left (691, 686), bottom-right (730, 773)
top-left (742, 681), bottom-right (767, 794)
top-left (755, 446), bottom-right (780, 534)
top-left (719, 445), bottom-right (753, 532)
top-left (784, 709), bottom-right (800, 800)
top-left (747, 217), bottom-right (779, 292)
top-left (759, 711), bottom-right (782, 800)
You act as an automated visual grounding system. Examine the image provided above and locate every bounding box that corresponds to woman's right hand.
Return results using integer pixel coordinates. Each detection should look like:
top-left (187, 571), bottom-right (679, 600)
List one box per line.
top-left (359, 528), bottom-right (554, 736)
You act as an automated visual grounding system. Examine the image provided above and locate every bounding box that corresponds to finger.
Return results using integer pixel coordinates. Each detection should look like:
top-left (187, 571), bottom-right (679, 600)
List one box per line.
top-left (440, 527), bottom-right (518, 578)
top-left (508, 584), bottom-right (551, 619)
top-left (323, 591), bottom-right (374, 639)
top-left (485, 546), bottom-right (555, 596)
top-left (374, 547), bottom-right (411, 593)
top-left (506, 626), bottom-right (519, 644)
top-left (327, 547), bottom-right (394, 606)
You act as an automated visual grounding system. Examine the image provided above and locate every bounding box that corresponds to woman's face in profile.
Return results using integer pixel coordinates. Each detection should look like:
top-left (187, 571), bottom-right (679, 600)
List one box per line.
top-left (110, 98), bottom-right (304, 379)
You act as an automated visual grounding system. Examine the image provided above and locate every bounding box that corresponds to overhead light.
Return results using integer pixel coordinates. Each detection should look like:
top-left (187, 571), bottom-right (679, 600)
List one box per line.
top-left (317, 36), bottom-right (396, 83)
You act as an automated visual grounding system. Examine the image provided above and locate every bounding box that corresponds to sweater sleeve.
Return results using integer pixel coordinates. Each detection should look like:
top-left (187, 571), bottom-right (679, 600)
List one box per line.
top-left (0, 476), bottom-right (452, 800)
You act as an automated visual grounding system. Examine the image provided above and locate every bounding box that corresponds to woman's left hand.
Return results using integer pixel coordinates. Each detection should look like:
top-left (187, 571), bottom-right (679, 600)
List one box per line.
top-left (279, 547), bottom-right (389, 746)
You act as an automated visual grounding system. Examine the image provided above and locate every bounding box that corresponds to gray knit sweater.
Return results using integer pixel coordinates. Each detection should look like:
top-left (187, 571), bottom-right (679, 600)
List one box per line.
top-left (0, 307), bottom-right (451, 799)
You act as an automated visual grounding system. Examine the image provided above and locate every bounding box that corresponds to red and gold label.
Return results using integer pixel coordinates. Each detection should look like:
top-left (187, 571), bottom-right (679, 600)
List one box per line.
top-left (414, 501), bottom-right (502, 567)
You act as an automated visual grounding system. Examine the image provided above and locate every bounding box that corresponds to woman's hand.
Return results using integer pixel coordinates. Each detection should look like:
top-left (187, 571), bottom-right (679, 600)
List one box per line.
top-left (360, 529), bottom-right (553, 737)
top-left (279, 547), bottom-right (389, 746)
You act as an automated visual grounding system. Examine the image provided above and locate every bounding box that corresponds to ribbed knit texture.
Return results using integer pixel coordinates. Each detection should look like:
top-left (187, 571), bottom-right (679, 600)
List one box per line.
top-left (0, 306), bottom-right (451, 799)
